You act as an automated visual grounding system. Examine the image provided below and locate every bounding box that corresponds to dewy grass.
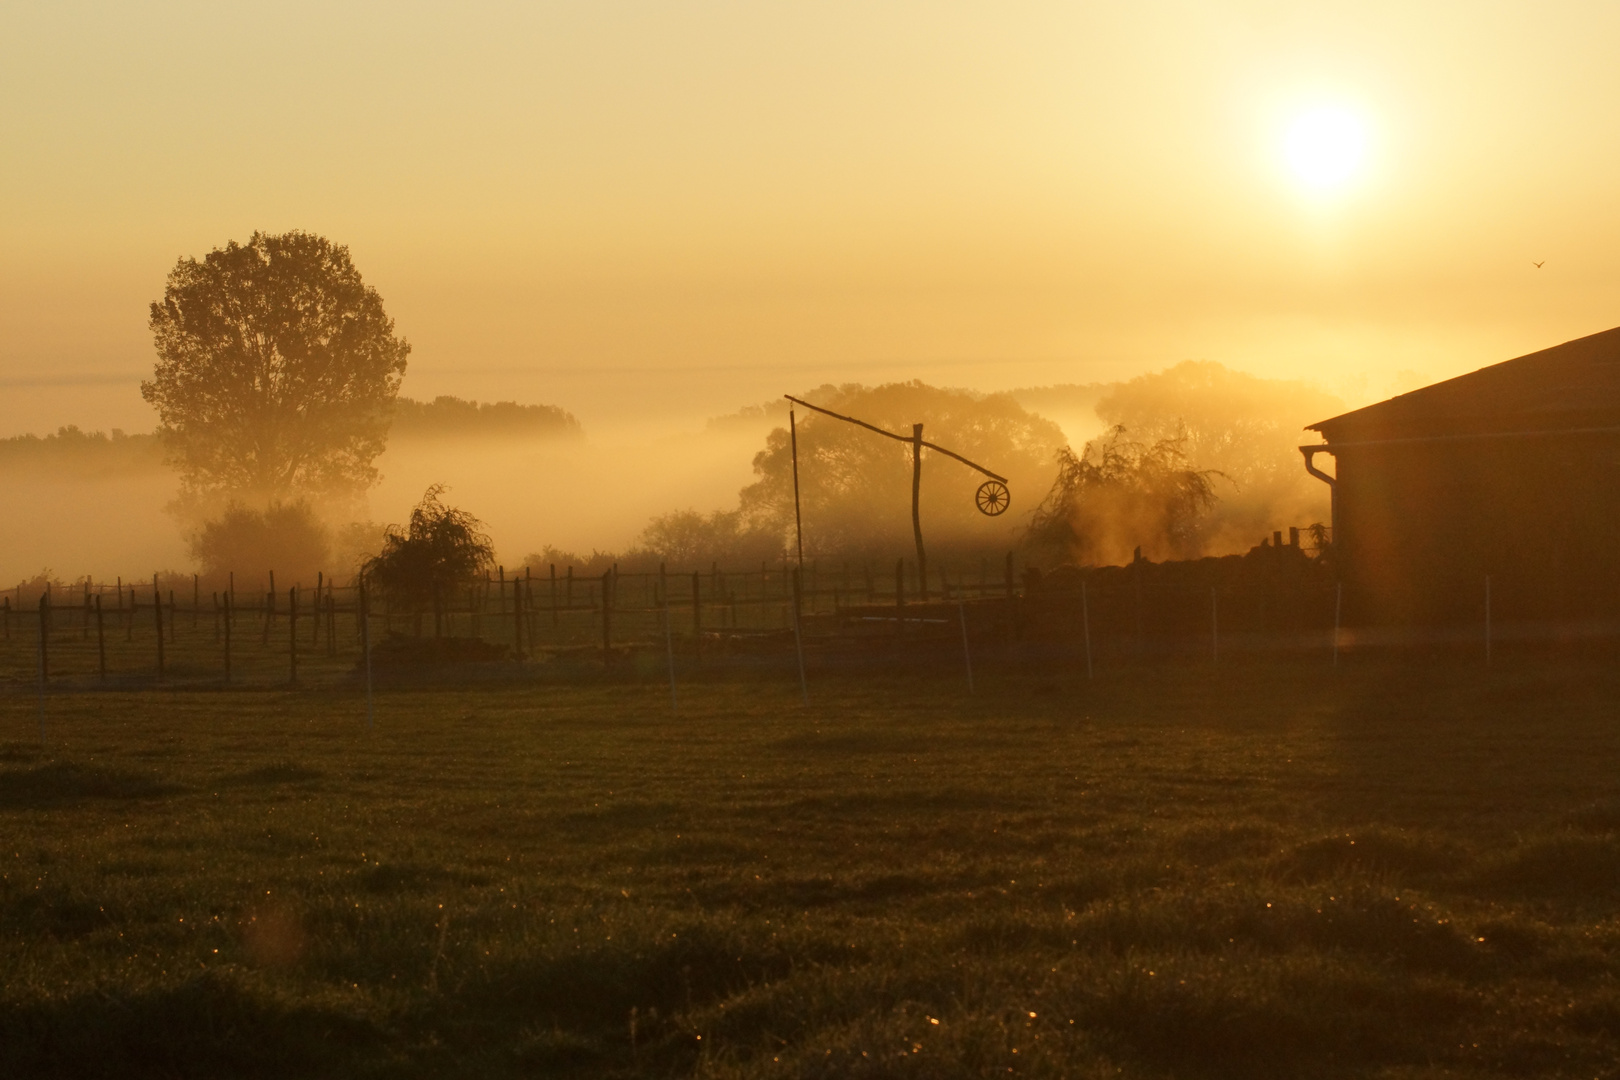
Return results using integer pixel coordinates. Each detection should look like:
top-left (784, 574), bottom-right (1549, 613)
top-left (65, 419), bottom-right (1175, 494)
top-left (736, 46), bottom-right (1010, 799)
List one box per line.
top-left (2, 656), bottom-right (1618, 1078)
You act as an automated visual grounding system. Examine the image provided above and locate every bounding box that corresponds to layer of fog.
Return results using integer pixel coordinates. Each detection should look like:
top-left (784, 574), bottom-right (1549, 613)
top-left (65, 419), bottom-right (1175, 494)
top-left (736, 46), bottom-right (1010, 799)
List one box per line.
top-left (0, 364), bottom-right (1352, 586)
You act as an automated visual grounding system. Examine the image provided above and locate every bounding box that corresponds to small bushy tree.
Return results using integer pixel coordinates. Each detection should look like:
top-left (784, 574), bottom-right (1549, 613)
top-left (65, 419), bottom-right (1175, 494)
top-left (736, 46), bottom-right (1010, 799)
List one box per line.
top-left (189, 501), bottom-right (331, 584)
top-left (1025, 426), bottom-right (1220, 566)
top-left (363, 486), bottom-right (494, 615)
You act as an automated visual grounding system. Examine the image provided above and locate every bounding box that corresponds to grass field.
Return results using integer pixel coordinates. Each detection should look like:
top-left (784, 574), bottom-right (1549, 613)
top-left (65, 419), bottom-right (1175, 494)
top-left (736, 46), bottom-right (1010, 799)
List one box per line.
top-left (2, 655), bottom-right (1618, 1078)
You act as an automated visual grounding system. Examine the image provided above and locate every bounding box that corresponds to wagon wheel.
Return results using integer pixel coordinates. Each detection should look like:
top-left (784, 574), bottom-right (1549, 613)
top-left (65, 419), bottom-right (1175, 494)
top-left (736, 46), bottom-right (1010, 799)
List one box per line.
top-left (975, 480), bottom-right (1010, 517)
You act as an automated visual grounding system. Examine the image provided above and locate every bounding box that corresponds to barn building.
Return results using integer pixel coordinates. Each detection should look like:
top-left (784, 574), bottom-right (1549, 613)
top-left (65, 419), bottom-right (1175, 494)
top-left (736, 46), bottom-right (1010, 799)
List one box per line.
top-left (1301, 326), bottom-right (1620, 624)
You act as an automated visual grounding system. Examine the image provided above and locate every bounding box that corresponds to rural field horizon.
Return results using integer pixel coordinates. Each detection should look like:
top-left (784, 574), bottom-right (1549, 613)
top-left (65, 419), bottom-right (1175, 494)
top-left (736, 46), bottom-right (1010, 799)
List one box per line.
top-left (6, 4), bottom-right (1620, 1077)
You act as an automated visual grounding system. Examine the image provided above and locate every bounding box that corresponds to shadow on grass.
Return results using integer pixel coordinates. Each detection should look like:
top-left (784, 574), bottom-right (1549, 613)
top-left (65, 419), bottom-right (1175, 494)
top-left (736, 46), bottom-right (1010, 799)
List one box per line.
top-left (216, 762), bottom-right (324, 787)
top-left (0, 972), bottom-right (384, 1080)
top-left (0, 763), bottom-right (182, 810)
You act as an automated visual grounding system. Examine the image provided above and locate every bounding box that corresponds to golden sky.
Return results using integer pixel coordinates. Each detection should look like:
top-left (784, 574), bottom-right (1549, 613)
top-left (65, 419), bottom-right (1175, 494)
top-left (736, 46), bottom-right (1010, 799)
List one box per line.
top-left (3, 1), bottom-right (1619, 434)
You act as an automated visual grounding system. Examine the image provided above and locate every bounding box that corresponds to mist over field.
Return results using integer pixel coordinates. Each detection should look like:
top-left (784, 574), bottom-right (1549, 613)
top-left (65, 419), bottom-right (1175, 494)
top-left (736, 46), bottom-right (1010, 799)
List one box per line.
top-left (0, 364), bottom-right (1341, 589)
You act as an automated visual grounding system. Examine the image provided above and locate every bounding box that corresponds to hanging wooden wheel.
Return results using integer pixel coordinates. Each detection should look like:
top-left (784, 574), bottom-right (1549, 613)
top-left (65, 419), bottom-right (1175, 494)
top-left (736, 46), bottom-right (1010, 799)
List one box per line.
top-left (975, 480), bottom-right (1010, 517)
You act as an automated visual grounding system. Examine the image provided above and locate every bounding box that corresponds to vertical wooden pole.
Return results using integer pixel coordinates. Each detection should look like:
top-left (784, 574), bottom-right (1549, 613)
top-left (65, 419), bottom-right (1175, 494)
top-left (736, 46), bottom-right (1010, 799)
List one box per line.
top-left (153, 574), bottom-right (165, 680)
top-left (512, 574), bottom-right (524, 660)
top-left (267, 570), bottom-right (276, 626)
top-left (498, 566), bottom-right (506, 614)
top-left (663, 584), bottom-right (678, 712)
top-left (223, 591), bottom-right (232, 684)
top-left (566, 565), bottom-right (574, 613)
top-left (791, 567), bottom-right (808, 704)
top-left (550, 564), bottom-right (559, 628)
top-left (525, 566), bottom-right (534, 646)
top-left (37, 594), bottom-right (47, 745)
top-left (314, 572), bottom-right (323, 646)
top-left (911, 422), bottom-right (927, 601)
top-left (95, 594), bottom-right (106, 681)
top-left (288, 586), bottom-right (299, 685)
top-left (790, 408), bottom-right (805, 572)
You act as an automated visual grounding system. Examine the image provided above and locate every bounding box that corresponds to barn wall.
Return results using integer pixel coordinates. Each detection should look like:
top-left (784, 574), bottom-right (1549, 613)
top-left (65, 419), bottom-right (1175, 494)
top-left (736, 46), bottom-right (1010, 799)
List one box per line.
top-left (1333, 432), bottom-right (1620, 624)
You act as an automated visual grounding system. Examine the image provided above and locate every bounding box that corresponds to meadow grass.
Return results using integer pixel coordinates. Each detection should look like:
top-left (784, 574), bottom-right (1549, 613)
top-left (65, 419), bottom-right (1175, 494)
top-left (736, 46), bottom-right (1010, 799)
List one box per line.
top-left (2, 654), bottom-right (1618, 1078)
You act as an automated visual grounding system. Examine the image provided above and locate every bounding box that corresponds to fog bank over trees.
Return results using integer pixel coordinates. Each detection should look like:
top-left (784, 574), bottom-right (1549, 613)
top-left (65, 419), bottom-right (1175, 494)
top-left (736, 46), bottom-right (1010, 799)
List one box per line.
top-left (3, 362), bottom-right (1341, 586)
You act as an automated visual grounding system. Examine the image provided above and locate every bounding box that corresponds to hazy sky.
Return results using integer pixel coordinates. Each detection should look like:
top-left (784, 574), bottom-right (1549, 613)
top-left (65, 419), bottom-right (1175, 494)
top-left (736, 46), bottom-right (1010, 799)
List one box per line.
top-left (4, 1), bottom-right (1619, 436)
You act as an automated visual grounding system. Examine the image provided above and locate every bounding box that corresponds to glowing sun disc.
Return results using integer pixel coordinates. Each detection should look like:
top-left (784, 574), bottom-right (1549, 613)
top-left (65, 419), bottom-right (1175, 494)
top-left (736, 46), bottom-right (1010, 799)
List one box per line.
top-left (1283, 107), bottom-right (1368, 191)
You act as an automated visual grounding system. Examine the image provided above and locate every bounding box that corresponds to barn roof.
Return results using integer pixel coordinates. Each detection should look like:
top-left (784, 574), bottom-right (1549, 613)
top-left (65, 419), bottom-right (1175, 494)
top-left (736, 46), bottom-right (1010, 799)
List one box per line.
top-left (1307, 325), bottom-right (1620, 443)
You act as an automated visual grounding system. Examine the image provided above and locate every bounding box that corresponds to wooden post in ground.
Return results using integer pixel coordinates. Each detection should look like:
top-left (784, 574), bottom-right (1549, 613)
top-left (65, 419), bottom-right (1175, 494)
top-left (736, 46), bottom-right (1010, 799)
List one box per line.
top-left (957, 597), bottom-right (974, 694)
top-left (223, 592), bottom-right (233, 684)
top-left (566, 566), bottom-right (574, 614)
top-left (95, 594), bottom-right (106, 681)
top-left (498, 566), bottom-right (506, 614)
top-left (911, 422), bottom-right (928, 601)
top-left (153, 574), bottom-right (165, 680)
top-left (37, 594), bottom-right (47, 744)
top-left (550, 564), bottom-right (559, 628)
top-left (601, 570), bottom-right (613, 661)
top-left (314, 572), bottom-right (323, 646)
top-left (288, 586), bottom-right (299, 685)
top-left (511, 574), bottom-right (524, 660)
top-left (791, 567), bottom-right (808, 704)
top-left (663, 584), bottom-right (677, 713)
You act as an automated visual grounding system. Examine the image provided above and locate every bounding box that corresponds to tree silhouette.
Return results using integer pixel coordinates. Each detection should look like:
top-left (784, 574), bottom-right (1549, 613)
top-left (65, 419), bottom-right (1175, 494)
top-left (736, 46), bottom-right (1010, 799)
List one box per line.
top-left (1026, 426), bottom-right (1220, 565)
top-left (142, 231), bottom-right (410, 510)
top-left (363, 486), bottom-right (494, 616)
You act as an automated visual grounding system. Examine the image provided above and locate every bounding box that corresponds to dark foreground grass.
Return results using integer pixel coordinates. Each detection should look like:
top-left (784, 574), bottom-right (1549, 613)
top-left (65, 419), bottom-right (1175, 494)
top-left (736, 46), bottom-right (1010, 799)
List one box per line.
top-left (2, 656), bottom-right (1618, 1079)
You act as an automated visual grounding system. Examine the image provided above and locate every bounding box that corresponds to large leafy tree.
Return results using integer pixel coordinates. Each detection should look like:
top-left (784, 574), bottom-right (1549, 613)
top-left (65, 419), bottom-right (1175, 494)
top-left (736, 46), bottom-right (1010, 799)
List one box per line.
top-left (142, 231), bottom-right (410, 508)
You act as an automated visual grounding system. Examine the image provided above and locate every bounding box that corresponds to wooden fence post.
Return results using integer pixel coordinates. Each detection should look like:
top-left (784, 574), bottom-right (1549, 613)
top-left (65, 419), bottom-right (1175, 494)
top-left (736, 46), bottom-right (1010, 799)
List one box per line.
top-left (288, 586), bottom-right (299, 685)
top-left (95, 593), bottom-right (106, 681)
top-left (601, 570), bottom-right (613, 660)
top-left (223, 591), bottom-right (232, 684)
top-left (38, 592), bottom-right (49, 686)
top-left (550, 564), bottom-right (559, 628)
top-left (153, 574), bottom-right (165, 680)
top-left (512, 574), bottom-right (525, 660)
top-left (37, 594), bottom-right (48, 744)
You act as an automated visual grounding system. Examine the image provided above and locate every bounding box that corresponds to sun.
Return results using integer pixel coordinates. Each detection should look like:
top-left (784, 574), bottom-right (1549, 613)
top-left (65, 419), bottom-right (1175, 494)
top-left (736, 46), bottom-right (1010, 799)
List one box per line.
top-left (1282, 106), bottom-right (1370, 193)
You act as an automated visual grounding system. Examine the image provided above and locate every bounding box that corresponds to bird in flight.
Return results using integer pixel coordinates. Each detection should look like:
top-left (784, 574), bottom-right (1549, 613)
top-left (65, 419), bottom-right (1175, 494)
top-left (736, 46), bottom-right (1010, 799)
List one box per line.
top-left (1533, 260), bottom-right (1545, 268)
